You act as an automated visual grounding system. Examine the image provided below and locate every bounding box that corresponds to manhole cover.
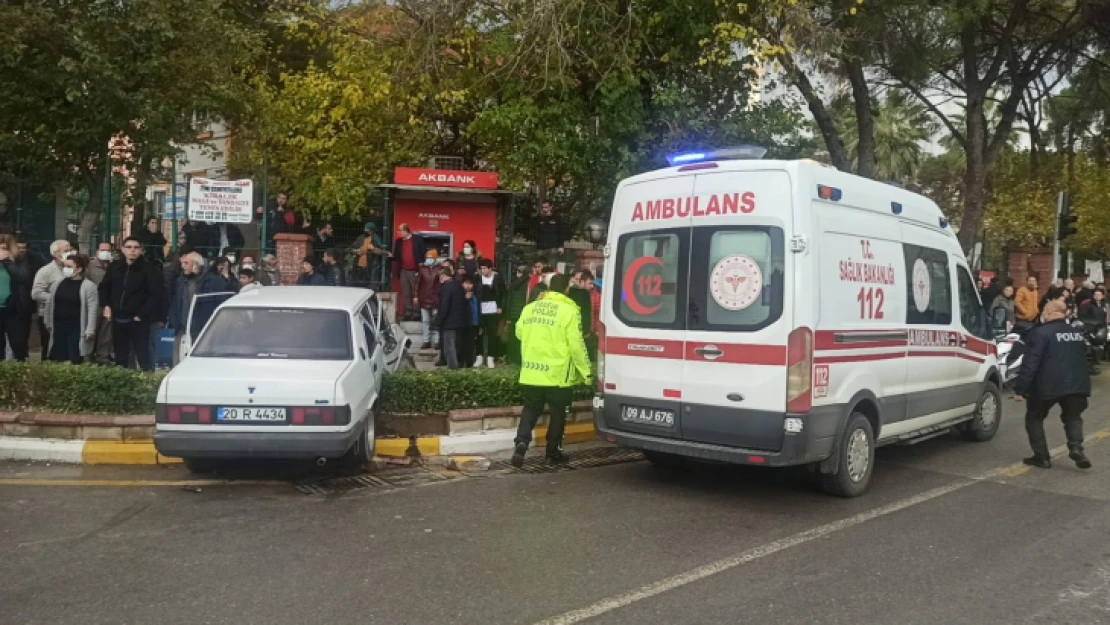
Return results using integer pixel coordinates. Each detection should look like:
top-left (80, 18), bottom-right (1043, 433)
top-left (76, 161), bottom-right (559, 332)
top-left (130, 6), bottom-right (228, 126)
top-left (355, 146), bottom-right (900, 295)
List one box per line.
top-left (491, 447), bottom-right (644, 473)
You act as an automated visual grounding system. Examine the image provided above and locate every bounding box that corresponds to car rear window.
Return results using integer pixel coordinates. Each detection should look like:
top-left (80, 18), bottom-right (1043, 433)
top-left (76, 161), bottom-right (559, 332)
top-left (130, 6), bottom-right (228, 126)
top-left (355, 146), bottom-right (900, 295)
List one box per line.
top-left (688, 226), bottom-right (785, 331)
top-left (613, 229), bottom-right (689, 330)
top-left (612, 226), bottom-right (784, 331)
top-left (191, 308), bottom-right (353, 360)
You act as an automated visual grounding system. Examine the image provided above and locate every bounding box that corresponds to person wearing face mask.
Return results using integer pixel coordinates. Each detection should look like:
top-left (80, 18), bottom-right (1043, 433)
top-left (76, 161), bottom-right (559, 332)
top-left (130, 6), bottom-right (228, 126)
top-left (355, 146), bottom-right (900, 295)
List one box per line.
top-left (416, 250), bottom-right (442, 350)
top-left (87, 242), bottom-right (114, 284)
top-left (456, 240), bottom-right (481, 278)
top-left (86, 242), bottom-right (116, 364)
top-left (45, 254), bottom-right (98, 364)
top-left (391, 224), bottom-right (426, 321)
top-left (32, 239), bottom-right (72, 355)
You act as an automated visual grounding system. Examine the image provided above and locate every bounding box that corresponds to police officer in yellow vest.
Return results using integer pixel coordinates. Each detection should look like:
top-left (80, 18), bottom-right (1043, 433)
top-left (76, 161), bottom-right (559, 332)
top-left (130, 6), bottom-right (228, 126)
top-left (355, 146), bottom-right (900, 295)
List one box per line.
top-left (512, 273), bottom-right (592, 467)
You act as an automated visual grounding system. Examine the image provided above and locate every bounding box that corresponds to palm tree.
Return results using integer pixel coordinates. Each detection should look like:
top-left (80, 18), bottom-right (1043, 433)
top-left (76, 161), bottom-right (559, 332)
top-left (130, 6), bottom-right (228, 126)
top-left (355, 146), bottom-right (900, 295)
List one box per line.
top-left (834, 90), bottom-right (938, 184)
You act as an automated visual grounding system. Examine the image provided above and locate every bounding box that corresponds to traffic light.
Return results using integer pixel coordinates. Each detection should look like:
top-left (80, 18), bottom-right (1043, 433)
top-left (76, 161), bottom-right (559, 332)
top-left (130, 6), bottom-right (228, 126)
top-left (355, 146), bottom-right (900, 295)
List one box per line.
top-left (1058, 193), bottom-right (1078, 241)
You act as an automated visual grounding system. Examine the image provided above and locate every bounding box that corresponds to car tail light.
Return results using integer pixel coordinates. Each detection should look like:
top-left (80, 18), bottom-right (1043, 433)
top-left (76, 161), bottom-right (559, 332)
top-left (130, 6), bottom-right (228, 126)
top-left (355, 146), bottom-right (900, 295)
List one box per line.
top-left (197, 407), bottom-right (213, 424)
top-left (292, 406), bottom-right (350, 426)
top-left (167, 405), bottom-right (181, 423)
top-left (786, 327), bottom-right (813, 413)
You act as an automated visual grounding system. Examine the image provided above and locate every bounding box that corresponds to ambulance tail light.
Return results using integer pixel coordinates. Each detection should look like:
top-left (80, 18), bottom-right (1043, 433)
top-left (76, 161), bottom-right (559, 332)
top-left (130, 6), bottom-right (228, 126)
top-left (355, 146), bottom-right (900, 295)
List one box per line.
top-left (786, 327), bottom-right (813, 413)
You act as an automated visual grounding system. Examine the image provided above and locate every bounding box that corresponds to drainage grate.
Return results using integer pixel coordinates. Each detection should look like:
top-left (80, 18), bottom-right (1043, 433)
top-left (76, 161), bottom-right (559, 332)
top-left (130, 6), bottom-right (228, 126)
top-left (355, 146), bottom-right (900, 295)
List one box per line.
top-left (295, 466), bottom-right (459, 495)
top-left (491, 447), bottom-right (644, 474)
top-left (295, 473), bottom-right (392, 495)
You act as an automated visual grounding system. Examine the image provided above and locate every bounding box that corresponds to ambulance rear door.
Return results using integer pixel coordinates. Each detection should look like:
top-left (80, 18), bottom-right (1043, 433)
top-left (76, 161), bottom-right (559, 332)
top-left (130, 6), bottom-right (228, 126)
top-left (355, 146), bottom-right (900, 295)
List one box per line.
top-left (679, 170), bottom-right (793, 452)
top-left (603, 175), bottom-right (694, 439)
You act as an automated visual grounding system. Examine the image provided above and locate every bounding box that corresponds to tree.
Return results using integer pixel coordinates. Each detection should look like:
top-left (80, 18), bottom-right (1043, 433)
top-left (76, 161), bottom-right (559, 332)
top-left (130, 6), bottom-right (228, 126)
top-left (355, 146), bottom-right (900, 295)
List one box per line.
top-left (876, 0), bottom-right (1104, 252)
top-left (0, 0), bottom-right (264, 246)
top-left (834, 90), bottom-right (938, 183)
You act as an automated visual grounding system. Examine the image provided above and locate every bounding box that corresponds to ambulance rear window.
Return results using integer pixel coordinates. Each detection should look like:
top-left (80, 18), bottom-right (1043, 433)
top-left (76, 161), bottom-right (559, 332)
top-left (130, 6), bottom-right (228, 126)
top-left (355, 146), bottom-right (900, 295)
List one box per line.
top-left (613, 229), bottom-right (688, 330)
top-left (688, 227), bottom-right (785, 331)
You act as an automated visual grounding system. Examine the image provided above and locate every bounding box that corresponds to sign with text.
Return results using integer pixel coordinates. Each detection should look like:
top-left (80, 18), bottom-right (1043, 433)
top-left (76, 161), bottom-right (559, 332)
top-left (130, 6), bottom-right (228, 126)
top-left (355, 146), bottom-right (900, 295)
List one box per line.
top-left (394, 167), bottom-right (499, 190)
top-left (188, 178), bottom-right (253, 224)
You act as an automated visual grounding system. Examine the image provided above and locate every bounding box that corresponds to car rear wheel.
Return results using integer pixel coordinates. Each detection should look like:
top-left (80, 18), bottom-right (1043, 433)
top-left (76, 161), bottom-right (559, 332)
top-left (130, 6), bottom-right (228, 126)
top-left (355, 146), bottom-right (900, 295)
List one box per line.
top-left (959, 382), bottom-right (1002, 442)
top-left (345, 419), bottom-right (375, 469)
top-left (643, 450), bottom-right (687, 469)
top-left (817, 412), bottom-right (874, 498)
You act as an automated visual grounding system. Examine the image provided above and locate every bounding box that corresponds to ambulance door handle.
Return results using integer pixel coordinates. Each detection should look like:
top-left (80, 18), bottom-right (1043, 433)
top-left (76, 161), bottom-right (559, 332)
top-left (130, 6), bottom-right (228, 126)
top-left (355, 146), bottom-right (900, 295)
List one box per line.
top-left (695, 346), bottom-right (723, 360)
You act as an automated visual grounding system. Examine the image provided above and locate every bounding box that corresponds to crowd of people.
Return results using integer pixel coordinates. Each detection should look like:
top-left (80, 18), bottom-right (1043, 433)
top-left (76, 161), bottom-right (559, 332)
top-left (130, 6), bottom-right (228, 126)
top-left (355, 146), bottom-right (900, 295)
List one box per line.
top-left (979, 273), bottom-right (1097, 471)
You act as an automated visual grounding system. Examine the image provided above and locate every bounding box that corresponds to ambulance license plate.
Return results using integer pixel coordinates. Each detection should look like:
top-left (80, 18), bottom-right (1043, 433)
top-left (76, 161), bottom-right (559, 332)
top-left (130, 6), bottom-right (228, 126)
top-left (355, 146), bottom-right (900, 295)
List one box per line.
top-left (620, 405), bottom-right (675, 427)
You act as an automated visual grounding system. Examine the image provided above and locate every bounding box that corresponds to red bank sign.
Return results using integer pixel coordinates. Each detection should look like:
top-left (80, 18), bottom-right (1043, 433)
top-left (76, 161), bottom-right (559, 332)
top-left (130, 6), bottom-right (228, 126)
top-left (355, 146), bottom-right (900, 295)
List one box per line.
top-left (631, 192), bottom-right (755, 222)
top-left (394, 167), bottom-right (500, 190)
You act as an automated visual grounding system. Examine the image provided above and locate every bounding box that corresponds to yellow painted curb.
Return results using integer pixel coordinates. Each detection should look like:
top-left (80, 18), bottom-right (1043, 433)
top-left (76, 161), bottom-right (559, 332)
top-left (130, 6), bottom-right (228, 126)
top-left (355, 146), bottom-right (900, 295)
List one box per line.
top-left (82, 440), bottom-right (180, 465)
top-left (537, 422), bottom-right (596, 446)
top-left (375, 437), bottom-right (441, 457)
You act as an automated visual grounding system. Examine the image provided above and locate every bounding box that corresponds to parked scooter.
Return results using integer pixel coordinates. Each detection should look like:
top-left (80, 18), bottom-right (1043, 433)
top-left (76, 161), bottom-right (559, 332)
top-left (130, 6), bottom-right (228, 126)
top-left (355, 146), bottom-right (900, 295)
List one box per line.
top-left (992, 308), bottom-right (1023, 388)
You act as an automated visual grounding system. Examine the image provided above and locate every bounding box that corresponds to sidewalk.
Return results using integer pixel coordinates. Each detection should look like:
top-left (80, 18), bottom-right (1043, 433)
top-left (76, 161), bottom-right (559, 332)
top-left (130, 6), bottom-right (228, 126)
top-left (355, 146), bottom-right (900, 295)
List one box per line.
top-left (0, 403), bottom-right (598, 465)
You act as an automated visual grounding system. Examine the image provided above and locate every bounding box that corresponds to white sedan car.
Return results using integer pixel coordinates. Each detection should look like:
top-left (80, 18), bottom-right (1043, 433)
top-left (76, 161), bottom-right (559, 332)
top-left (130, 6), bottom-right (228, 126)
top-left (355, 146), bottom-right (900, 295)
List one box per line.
top-left (154, 287), bottom-right (411, 472)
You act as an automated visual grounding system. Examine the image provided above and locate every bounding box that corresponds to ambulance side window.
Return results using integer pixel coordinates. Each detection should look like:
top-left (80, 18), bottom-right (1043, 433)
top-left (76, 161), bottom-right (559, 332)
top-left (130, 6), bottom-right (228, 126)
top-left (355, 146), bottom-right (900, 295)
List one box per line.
top-left (903, 245), bottom-right (952, 325)
top-left (956, 267), bottom-right (989, 339)
top-left (612, 229), bottom-right (688, 329)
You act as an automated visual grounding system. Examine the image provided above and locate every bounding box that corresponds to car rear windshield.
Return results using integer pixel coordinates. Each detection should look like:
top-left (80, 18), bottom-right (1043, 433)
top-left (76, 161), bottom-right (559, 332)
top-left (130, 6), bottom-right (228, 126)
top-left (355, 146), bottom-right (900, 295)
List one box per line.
top-left (613, 226), bottom-right (785, 331)
top-left (191, 308), bottom-right (353, 360)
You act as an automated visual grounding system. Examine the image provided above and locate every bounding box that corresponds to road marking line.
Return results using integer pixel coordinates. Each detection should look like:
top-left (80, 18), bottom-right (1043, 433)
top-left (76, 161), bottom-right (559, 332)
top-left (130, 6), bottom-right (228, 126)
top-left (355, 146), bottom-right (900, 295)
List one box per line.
top-left (531, 437), bottom-right (1105, 625)
top-left (0, 479), bottom-right (271, 487)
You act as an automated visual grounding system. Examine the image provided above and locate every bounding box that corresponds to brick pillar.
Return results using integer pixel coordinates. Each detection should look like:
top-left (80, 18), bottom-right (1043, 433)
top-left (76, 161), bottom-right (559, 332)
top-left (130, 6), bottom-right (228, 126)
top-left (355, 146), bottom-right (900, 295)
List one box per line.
top-left (275, 233), bottom-right (314, 285)
top-left (1008, 247), bottom-right (1053, 294)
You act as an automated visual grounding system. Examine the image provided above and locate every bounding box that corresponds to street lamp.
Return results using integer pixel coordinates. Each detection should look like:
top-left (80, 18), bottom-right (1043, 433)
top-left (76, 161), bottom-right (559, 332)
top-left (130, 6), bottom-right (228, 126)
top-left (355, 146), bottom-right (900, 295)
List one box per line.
top-left (584, 217), bottom-right (607, 249)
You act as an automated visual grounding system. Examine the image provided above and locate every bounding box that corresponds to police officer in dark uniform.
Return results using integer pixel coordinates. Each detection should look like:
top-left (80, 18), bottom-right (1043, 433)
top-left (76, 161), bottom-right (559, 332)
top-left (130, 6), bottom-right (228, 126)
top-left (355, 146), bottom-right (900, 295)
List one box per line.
top-left (1015, 299), bottom-right (1092, 469)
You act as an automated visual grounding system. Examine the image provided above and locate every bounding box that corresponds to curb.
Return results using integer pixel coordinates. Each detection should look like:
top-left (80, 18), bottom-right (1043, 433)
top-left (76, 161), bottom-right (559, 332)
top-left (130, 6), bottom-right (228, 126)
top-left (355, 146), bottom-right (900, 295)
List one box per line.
top-left (0, 422), bottom-right (598, 465)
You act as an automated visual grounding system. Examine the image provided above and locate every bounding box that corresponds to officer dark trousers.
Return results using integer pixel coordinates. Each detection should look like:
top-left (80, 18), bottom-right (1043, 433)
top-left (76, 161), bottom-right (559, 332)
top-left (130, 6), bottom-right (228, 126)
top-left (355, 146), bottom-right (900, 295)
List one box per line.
top-left (1025, 395), bottom-right (1086, 459)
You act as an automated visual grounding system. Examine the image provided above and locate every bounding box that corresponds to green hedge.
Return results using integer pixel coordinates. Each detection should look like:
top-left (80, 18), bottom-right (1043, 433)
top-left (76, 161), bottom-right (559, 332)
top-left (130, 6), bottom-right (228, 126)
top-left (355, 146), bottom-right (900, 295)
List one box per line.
top-left (0, 362), bottom-right (590, 416)
top-left (380, 366), bottom-right (593, 414)
top-left (0, 361), bottom-right (164, 414)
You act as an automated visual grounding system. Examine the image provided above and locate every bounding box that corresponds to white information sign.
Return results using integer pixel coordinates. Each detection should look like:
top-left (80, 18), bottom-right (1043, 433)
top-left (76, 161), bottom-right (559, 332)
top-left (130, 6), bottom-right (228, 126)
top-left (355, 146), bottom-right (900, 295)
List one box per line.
top-left (188, 178), bottom-right (253, 224)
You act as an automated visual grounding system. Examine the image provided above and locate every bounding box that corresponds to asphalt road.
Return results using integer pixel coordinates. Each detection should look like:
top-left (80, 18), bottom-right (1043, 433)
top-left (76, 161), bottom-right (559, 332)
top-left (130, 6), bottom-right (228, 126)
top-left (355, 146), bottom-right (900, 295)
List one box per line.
top-left (4, 384), bottom-right (1110, 625)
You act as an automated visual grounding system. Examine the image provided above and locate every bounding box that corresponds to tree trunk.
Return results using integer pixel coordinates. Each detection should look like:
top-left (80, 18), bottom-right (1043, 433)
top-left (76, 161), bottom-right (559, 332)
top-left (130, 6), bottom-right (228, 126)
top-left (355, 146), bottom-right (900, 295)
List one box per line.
top-left (844, 58), bottom-right (875, 179)
top-left (958, 81), bottom-right (988, 253)
top-left (779, 52), bottom-right (852, 172)
top-left (79, 165), bottom-right (106, 252)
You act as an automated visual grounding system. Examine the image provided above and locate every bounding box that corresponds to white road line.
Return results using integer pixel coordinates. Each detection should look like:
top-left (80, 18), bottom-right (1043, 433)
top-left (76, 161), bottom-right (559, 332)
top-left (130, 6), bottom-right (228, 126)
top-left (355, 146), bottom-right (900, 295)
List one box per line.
top-left (532, 442), bottom-right (1081, 625)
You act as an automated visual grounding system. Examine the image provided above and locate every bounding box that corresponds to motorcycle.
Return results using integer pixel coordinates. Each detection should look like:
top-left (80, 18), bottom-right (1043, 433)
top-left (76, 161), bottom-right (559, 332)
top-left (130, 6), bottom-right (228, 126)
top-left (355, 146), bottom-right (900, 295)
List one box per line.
top-left (992, 307), bottom-right (1023, 388)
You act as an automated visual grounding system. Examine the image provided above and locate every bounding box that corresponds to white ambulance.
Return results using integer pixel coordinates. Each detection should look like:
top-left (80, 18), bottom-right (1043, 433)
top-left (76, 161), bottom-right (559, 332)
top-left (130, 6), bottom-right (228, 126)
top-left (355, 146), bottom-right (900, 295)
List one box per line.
top-left (594, 148), bottom-right (1001, 497)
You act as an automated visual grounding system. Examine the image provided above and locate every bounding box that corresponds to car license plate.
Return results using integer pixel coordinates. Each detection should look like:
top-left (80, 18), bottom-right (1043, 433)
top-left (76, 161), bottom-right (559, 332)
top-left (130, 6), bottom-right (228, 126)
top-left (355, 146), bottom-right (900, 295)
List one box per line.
top-left (620, 405), bottom-right (675, 427)
top-left (217, 407), bottom-right (286, 422)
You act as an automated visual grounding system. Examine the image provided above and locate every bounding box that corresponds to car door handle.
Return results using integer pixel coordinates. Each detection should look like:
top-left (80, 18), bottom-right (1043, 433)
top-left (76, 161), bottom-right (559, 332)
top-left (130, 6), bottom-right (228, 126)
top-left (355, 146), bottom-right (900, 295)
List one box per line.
top-left (695, 346), bottom-right (723, 360)
top-left (726, 393), bottom-right (745, 402)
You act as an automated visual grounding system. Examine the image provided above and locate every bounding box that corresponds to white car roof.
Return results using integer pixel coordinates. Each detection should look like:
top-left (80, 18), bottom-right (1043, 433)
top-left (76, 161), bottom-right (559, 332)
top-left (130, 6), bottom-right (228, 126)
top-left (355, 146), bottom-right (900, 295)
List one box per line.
top-left (220, 286), bottom-right (374, 313)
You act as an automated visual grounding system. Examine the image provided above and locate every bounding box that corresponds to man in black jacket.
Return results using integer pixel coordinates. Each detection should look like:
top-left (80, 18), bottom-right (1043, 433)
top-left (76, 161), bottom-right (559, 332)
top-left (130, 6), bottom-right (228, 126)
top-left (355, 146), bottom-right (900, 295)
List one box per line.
top-left (434, 266), bottom-right (469, 369)
top-left (1015, 299), bottom-right (1092, 469)
top-left (319, 249), bottom-right (346, 287)
top-left (99, 236), bottom-right (165, 371)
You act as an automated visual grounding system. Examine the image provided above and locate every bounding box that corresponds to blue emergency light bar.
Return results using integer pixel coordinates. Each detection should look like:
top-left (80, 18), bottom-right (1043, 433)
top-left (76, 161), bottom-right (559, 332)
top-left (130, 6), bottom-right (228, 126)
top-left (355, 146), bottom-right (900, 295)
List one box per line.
top-left (666, 145), bottom-right (767, 166)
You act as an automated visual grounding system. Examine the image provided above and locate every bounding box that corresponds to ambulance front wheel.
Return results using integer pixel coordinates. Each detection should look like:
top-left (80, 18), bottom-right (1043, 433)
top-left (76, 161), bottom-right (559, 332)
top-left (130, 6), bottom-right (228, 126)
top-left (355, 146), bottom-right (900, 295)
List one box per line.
top-left (958, 381), bottom-right (1002, 442)
top-left (817, 412), bottom-right (875, 498)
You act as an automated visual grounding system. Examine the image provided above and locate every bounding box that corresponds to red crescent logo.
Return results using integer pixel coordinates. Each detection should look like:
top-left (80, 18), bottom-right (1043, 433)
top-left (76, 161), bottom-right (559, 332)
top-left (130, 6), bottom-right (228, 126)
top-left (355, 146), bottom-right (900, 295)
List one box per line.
top-left (623, 256), bottom-right (664, 316)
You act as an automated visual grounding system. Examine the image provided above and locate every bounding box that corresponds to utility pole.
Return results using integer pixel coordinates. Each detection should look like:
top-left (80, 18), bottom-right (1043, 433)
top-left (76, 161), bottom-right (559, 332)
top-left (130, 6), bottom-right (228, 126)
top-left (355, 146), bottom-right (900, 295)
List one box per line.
top-left (260, 153), bottom-right (269, 256)
top-left (170, 158), bottom-right (178, 252)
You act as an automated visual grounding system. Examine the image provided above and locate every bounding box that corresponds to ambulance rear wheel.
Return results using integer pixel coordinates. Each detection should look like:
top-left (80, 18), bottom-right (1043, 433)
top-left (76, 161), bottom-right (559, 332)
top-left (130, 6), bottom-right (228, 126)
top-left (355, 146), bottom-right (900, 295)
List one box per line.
top-left (818, 412), bottom-right (874, 498)
top-left (959, 382), bottom-right (1002, 442)
top-left (644, 450), bottom-right (687, 469)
